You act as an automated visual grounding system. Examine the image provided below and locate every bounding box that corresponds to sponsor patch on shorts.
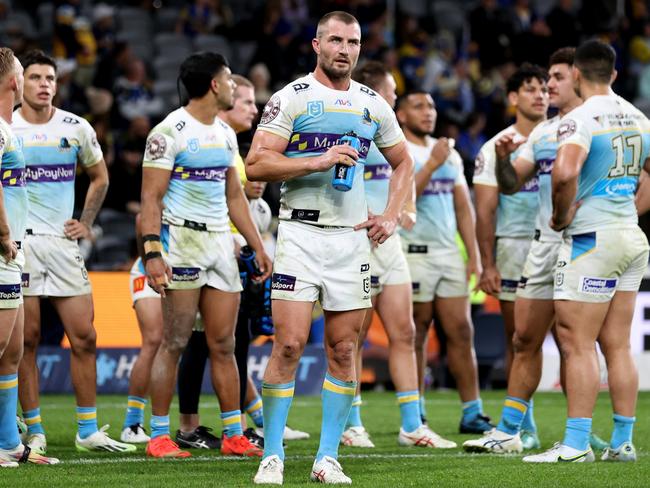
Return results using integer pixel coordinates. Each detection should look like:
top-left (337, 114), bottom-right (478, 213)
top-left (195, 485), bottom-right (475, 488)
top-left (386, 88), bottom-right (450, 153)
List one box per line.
top-left (408, 244), bottom-right (427, 254)
top-left (171, 267), bottom-right (201, 282)
top-left (0, 283), bottom-right (21, 300)
top-left (501, 279), bottom-right (519, 293)
top-left (21, 273), bottom-right (29, 288)
top-left (370, 276), bottom-right (380, 288)
top-left (272, 273), bottom-right (296, 291)
top-left (412, 282), bottom-right (421, 293)
top-left (133, 276), bottom-right (146, 293)
top-left (579, 276), bottom-right (617, 295)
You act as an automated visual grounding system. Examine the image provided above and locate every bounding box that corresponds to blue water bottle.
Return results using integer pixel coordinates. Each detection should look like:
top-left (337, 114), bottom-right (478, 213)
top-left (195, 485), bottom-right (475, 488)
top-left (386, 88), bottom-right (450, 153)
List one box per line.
top-left (332, 131), bottom-right (361, 192)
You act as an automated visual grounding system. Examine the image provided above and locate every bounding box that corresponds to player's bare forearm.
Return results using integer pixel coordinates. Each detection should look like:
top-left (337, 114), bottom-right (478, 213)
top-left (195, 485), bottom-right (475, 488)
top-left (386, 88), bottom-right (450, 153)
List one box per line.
top-left (495, 154), bottom-right (522, 195)
top-left (474, 185), bottom-right (498, 269)
top-left (551, 177), bottom-right (577, 226)
top-left (79, 160), bottom-right (109, 228)
top-left (227, 172), bottom-right (265, 254)
top-left (636, 172), bottom-right (650, 215)
top-left (454, 185), bottom-right (480, 263)
top-left (246, 146), bottom-right (320, 182)
top-left (140, 167), bottom-right (170, 236)
top-left (414, 159), bottom-right (437, 196)
top-left (382, 142), bottom-right (415, 218)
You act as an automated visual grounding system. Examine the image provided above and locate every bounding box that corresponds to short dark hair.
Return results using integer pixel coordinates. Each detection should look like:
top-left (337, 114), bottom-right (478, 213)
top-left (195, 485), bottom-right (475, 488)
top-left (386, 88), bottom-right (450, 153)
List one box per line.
top-left (395, 89), bottom-right (431, 111)
top-left (574, 39), bottom-right (616, 83)
top-left (316, 11), bottom-right (359, 38)
top-left (21, 49), bottom-right (57, 74)
top-left (549, 47), bottom-right (575, 67)
top-left (506, 62), bottom-right (548, 94)
top-left (352, 61), bottom-right (390, 91)
top-left (178, 51), bottom-right (229, 100)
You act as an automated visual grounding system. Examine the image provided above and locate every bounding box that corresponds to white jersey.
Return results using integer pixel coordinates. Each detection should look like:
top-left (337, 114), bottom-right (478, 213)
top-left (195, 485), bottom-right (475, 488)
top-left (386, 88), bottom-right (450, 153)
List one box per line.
top-left (518, 116), bottom-right (563, 242)
top-left (12, 108), bottom-right (102, 236)
top-left (473, 125), bottom-right (539, 238)
top-left (0, 117), bottom-right (27, 241)
top-left (143, 107), bottom-right (238, 231)
top-left (557, 94), bottom-right (650, 235)
top-left (400, 137), bottom-right (466, 249)
top-left (257, 73), bottom-right (404, 227)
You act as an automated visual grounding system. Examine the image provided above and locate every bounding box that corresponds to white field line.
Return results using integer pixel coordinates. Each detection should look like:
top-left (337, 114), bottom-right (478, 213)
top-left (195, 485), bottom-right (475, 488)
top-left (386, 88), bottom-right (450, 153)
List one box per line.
top-left (60, 451), bottom-right (543, 466)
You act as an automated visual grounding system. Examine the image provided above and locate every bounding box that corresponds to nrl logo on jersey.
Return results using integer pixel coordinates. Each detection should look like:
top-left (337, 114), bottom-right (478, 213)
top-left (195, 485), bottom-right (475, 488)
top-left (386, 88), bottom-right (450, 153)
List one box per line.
top-left (187, 138), bottom-right (200, 154)
top-left (307, 101), bottom-right (324, 118)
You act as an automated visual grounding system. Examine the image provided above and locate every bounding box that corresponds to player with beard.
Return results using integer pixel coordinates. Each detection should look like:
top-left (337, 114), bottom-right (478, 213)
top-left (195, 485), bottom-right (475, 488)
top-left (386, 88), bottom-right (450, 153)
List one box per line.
top-left (141, 52), bottom-right (272, 458)
top-left (248, 11), bottom-right (413, 484)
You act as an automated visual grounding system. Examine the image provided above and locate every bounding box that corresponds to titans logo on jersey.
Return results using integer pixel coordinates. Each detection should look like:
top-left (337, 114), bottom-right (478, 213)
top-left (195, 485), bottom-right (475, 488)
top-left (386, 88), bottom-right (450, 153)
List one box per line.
top-left (257, 73), bottom-right (405, 227)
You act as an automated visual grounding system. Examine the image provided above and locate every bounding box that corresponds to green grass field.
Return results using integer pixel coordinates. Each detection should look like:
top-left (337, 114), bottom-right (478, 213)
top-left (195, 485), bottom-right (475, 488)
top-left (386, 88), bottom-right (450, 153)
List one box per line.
top-left (2, 391), bottom-right (649, 487)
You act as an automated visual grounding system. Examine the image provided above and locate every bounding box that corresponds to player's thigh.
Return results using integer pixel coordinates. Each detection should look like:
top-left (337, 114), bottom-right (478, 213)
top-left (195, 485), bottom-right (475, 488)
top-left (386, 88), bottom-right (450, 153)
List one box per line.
top-left (161, 288), bottom-right (201, 346)
top-left (412, 301), bottom-right (434, 339)
top-left (598, 291), bottom-right (637, 353)
top-left (1, 305), bottom-right (24, 368)
top-left (134, 297), bottom-right (163, 347)
top-left (22, 296), bottom-right (41, 341)
top-left (554, 299), bottom-right (610, 346)
top-left (199, 287), bottom-right (240, 342)
top-left (434, 296), bottom-right (472, 343)
top-left (271, 299), bottom-right (313, 356)
top-left (375, 282), bottom-right (414, 343)
top-left (323, 308), bottom-right (368, 348)
top-left (51, 294), bottom-right (95, 342)
top-left (512, 297), bottom-right (555, 348)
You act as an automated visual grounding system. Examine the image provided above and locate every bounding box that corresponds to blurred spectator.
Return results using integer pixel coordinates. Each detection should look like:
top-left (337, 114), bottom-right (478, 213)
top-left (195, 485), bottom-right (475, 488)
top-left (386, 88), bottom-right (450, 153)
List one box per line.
top-left (545, 0), bottom-right (581, 53)
top-left (113, 58), bottom-right (164, 122)
top-left (468, 0), bottom-right (513, 70)
top-left (53, 57), bottom-right (91, 115)
top-left (176, 0), bottom-right (233, 37)
top-left (93, 40), bottom-right (132, 91)
top-left (508, 0), bottom-right (552, 66)
top-left (53, 1), bottom-right (82, 59)
top-left (434, 58), bottom-right (475, 126)
top-left (249, 63), bottom-right (272, 107)
top-left (92, 3), bottom-right (116, 58)
top-left (105, 116), bottom-right (150, 215)
top-left (397, 20), bottom-right (428, 89)
top-left (421, 32), bottom-right (456, 95)
top-left (457, 112), bottom-right (487, 168)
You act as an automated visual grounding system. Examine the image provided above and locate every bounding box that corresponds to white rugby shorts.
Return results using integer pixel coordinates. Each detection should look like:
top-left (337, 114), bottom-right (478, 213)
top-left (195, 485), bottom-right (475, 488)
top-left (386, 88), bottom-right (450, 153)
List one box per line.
top-left (495, 236), bottom-right (533, 302)
top-left (22, 234), bottom-right (91, 297)
top-left (516, 239), bottom-right (560, 301)
top-left (271, 220), bottom-right (371, 311)
top-left (554, 226), bottom-right (649, 303)
top-left (369, 233), bottom-right (411, 297)
top-left (0, 247), bottom-right (24, 309)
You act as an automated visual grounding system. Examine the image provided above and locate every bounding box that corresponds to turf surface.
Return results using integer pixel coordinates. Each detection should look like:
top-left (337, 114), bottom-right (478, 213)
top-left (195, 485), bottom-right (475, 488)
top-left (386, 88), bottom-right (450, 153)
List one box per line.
top-left (3, 391), bottom-right (649, 487)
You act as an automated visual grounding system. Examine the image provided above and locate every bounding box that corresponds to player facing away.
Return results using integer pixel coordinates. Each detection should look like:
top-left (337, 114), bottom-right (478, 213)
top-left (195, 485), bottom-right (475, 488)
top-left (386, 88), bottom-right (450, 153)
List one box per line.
top-left (12, 50), bottom-right (133, 454)
top-left (463, 47), bottom-right (608, 455)
top-left (247, 11), bottom-right (413, 484)
top-left (0, 47), bottom-right (58, 467)
top-left (397, 91), bottom-right (491, 436)
top-left (473, 63), bottom-right (547, 444)
top-left (341, 62), bottom-right (453, 449)
top-left (524, 40), bottom-right (650, 463)
top-left (141, 51), bottom-right (272, 459)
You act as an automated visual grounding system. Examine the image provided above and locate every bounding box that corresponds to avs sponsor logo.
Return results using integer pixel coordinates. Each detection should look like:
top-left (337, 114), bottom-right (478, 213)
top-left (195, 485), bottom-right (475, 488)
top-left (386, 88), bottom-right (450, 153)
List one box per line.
top-left (187, 138), bottom-right (200, 154)
top-left (62, 116), bottom-right (80, 124)
top-left (362, 108), bottom-right (372, 125)
top-left (579, 276), bottom-right (617, 295)
top-left (360, 263), bottom-right (370, 273)
top-left (171, 267), bottom-right (201, 282)
top-left (307, 100), bottom-right (324, 118)
top-left (261, 95), bottom-right (281, 125)
top-left (21, 273), bottom-right (29, 288)
top-left (0, 284), bottom-right (21, 300)
top-left (370, 276), bottom-right (380, 288)
top-left (359, 86), bottom-right (376, 97)
top-left (292, 82), bottom-right (309, 92)
top-left (175, 121), bottom-right (186, 132)
top-left (32, 133), bottom-right (47, 142)
top-left (334, 99), bottom-right (352, 106)
top-left (272, 273), bottom-right (296, 291)
top-left (557, 119), bottom-right (577, 142)
top-left (363, 277), bottom-right (370, 294)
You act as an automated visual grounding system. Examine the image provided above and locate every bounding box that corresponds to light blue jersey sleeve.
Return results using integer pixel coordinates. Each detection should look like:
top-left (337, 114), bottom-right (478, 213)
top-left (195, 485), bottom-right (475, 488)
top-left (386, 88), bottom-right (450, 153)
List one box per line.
top-left (0, 121), bottom-right (28, 241)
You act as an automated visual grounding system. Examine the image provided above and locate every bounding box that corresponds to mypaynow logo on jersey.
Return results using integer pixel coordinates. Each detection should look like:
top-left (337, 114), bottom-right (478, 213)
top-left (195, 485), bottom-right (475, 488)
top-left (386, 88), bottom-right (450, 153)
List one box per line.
top-left (593, 177), bottom-right (637, 197)
top-left (36, 345), bottom-right (327, 394)
top-left (25, 164), bottom-right (75, 182)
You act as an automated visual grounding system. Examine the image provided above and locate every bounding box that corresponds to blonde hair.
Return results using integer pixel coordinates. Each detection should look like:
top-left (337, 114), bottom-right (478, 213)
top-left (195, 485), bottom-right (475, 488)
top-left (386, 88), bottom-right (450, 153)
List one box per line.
top-left (0, 47), bottom-right (15, 81)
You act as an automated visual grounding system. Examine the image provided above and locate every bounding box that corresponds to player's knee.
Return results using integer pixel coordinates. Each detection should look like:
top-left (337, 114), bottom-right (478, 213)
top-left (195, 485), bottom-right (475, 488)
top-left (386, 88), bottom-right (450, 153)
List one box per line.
top-left (142, 331), bottom-right (162, 354)
top-left (276, 339), bottom-right (305, 363)
top-left (22, 326), bottom-right (41, 352)
top-left (69, 326), bottom-right (97, 355)
top-left (512, 329), bottom-right (538, 353)
top-left (388, 321), bottom-right (415, 348)
top-left (329, 339), bottom-right (356, 367)
top-left (446, 320), bottom-right (473, 347)
top-left (209, 333), bottom-right (236, 358)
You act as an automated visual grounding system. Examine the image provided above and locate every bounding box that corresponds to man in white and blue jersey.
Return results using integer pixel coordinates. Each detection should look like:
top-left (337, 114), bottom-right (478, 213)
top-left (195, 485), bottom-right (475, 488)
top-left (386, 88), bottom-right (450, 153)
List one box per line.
top-left (397, 91), bottom-right (492, 437)
top-left (473, 64), bottom-right (547, 384)
top-left (248, 12), bottom-right (413, 484)
top-left (0, 47), bottom-right (58, 467)
top-left (339, 62), bottom-right (450, 450)
top-left (11, 50), bottom-right (133, 454)
top-left (141, 52), bottom-right (271, 459)
top-left (524, 40), bottom-right (650, 463)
